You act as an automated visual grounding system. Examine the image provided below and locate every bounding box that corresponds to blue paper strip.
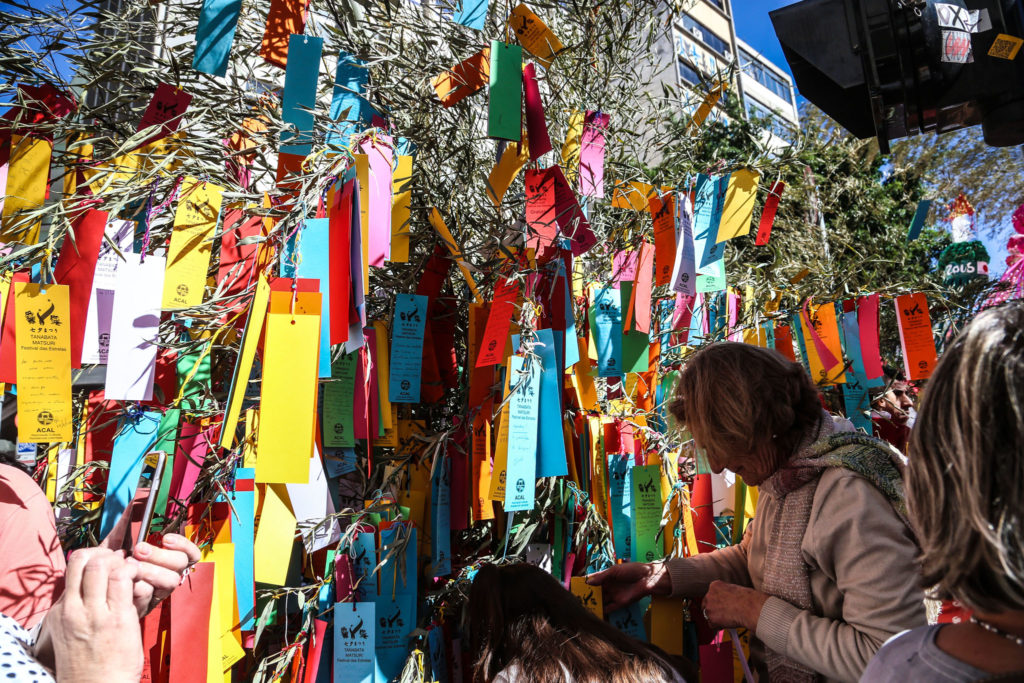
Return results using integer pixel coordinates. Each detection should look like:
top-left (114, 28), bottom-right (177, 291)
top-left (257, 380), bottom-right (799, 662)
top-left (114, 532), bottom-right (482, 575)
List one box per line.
top-left (375, 526), bottom-right (417, 683)
top-left (535, 329), bottom-right (568, 478)
top-left (431, 457), bottom-right (452, 576)
top-left (192, 0), bottom-right (242, 78)
top-left (389, 293), bottom-right (428, 402)
top-left (328, 53), bottom-right (373, 150)
top-left (560, 262), bottom-right (580, 368)
top-left (839, 304), bottom-right (873, 432)
top-left (608, 453), bottom-right (633, 561)
top-left (609, 597), bottom-right (650, 641)
top-left (99, 411), bottom-right (162, 538)
top-left (296, 218), bottom-right (332, 378)
top-left (907, 199), bottom-right (932, 242)
top-left (791, 313), bottom-right (811, 373)
top-left (350, 532), bottom-right (377, 602)
top-left (693, 174), bottom-right (727, 292)
top-left (427, 628), bottom-right (449, 683)
top-left (281, 34), bottom-right (324, 156)
top-left (453, 0), bottom-right (488, 30)
top-left (591, 288), bottom-right (622, 377)
top-left (334, 601), bottom-right (375, 683)
top-left (229, 467), bottom-right (256, 630)
top-left (504, 355), bottom-right (540, 512)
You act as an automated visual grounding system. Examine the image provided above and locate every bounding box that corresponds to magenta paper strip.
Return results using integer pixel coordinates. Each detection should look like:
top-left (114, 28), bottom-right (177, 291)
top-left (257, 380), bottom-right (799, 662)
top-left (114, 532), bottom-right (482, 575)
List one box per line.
top-left (579, 111), bottom-right (609, 198)
top-left (857, 293), bottom-right (884, 380)
top-left (522, 63), bottom-right (552, 161)
top-left (360, 136), bottom-right (393, 268)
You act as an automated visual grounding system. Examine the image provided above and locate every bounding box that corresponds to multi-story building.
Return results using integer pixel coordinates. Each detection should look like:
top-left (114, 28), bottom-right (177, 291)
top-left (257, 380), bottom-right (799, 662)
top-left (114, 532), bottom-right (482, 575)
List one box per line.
top-left (666, 0), bottom-right (800, 145)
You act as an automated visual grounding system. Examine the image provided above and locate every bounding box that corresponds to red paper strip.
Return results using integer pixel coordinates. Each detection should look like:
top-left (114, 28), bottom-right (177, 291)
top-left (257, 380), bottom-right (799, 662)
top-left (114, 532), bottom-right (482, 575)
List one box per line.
top-left (522, 63), bottom-right (552, 161)
top-left (141, 599), bottom-right (171, 683)
top-left (302, 618), bottom-right (329, 683)
top-left (856, 293), bottom-right (884, 380)
top-left (169, 562), bottom-right (215, 683)
top-left (53, 208), bottom-right (106, 368)
top-left (549, 166), bottom-right (597, 256)
top-left (0, 271), bottom-right (30, 383)
top-left (136, 83), bottom-right (192, 149)
top-left (329, 181), bottom-right (354, 345)
top-left (467, 302), bottom-right (494, 412)
top-left (525, 168), bottom-right (558, 261)
top-left (773, 324), bottom-right (796, 363)
top-left (143, 346), bottom-right (178, 408)
top-left (755, 181), bottom-right (785, 246)
top-left (420, 323), bottom-right (445, 404)
top-left (431, 298), bottom-right (459, 390)
top-left (475, 278), bottom-right (519, 368)
top-left (449, 423), bottom-right (469, 531)
top-left (216, 209), bottom-right (263, 310)
top-left (83, 391), bottom-right (120, 504)
top-left (1, 84), bottom-right (76, 134)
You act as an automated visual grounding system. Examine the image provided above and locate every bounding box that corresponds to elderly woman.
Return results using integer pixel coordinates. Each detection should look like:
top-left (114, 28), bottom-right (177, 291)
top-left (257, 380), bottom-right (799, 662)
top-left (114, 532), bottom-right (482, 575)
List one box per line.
top-left (588, 342), bottom-right (925, 682)
top-left (862, 303), bottom-right (1024, 681)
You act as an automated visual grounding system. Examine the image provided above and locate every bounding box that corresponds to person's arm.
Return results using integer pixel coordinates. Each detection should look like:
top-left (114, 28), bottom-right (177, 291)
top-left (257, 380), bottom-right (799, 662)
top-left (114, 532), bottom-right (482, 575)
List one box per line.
top-left (755, 471), bottom-right (926, 683)
top-left (665, 523), bottom-right (753, 597)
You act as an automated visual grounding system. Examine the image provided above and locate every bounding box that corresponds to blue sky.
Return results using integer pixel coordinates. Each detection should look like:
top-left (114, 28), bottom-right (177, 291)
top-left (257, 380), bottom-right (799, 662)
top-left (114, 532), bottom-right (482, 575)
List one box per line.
top-left (730, 0), bottom-right (1011, 275)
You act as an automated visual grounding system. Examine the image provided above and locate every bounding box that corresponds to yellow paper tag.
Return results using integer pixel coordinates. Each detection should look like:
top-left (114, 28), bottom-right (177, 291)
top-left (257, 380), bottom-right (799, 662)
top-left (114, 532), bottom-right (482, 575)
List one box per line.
top-left (428, 208), bottom-right (482, 303)
top-left (488, 366), bottom-right (514, 501)
top-left (242, 408), bottom-right (259, 468)
top-left (162, 177), bottom-right (224, 308)
top-left (611, 180), bottom-right (656, 212)
top-left (390, 155), bottom-right (413, 263)
top-left (15, 283), bottom-right (73, 442)
top-left (220, 275), bottom-right (270, 449)
top-left (2, 135), bottom-right (53, 244)
top-left (202, 543), bottom-right (245, 672)
top-left (650, 597), bottom-right (684, 654)
top-left (561, 111), bottom-right (584, 184)
top-left (687, 81), bottom-right (728, 133)
top-left (988, 33), bottom-right (1023, 60)
top-left (716, 169), bottom-right (760, 243)
top-left (255, 311), bottom-right (321, 484)
top-left (798, 303), bottom-right (846, 385)
top-left (508, 4), bottom-right (564, 68)
top-left (373, 320), bottom-right (393, 432)
top-left (253, 484), bottom-right (296, 585)
top-left (569, 577), bottom-right (603, 618)
top-left (487, 136), bottom-right (530, 207)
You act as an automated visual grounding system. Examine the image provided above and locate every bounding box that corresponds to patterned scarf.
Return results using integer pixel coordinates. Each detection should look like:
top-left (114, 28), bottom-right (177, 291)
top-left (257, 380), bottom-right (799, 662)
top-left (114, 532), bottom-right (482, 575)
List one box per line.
top-left (758, 415), bottom-right (910, 682)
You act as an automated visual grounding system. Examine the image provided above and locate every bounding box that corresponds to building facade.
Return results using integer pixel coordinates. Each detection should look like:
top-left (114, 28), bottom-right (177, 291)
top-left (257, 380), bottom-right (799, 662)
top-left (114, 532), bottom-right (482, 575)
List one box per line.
top-left (668, 0), bottom-right (800, 145)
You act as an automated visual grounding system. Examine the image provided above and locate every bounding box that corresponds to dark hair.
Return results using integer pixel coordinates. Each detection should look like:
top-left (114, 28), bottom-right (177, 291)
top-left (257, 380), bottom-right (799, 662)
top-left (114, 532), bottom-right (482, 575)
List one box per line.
top-left (668, 342), bottom-right (822, 465)
top-left (468, 563), bottom-right (691, 683)
top-left (907, 302), bottom-right (1024, 612)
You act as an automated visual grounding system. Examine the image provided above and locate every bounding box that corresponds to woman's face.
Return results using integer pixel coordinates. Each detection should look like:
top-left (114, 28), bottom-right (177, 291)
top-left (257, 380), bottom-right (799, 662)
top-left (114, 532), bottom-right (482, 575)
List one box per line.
top-left (702, 445), bottom-right (780, 486)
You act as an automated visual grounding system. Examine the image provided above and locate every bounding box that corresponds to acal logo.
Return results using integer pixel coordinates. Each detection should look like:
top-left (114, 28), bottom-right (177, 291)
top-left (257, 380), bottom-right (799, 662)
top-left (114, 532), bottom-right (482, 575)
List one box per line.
top-left (515, 477), bottom-right (526, 493)
top-left (399, 306), bottom-right (421, 322)
top-left (37, 410), bottom-right (54, 425)
top-left (903, 302), bottom-right (922, 317)
top-left (338, 616), bottom-right (368, 640)
top-left (637, 479), bottom-right (654, 493)
top-left (918, 360), bottom-right (929, 370)
top-left (680, 273), bottom-right (690, 283)
top-left (177, 284), bottom-right (189, 298)
top-left (379, 605), bottom-right (403, 629)
top-left (98, 332), bottom-right (110, 346)
top-left (400, 379), bottom-right (411, 391)
top-left (334, 423), bottom-right (345, 435)
top-left (579, 589), bottom-right (597, 607)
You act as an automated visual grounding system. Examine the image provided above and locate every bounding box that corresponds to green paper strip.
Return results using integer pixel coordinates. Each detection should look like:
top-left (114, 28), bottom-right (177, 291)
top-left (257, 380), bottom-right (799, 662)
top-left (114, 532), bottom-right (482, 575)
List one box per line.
top-left (488, 41), bottom-right (522, 141)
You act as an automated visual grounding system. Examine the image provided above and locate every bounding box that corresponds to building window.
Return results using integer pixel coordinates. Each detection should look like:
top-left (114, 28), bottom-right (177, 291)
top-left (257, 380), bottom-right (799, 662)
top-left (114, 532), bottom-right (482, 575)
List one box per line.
top-left (744, 96), bottom-right (797, 143)
top-left (677, 59), bottom-right (700, 86)
top-left (739, 48), bottom-right (792, 104)
top-left (704, 0), bottom-right (726, 10)
top-left (679, 14), bottom-right (731, 59)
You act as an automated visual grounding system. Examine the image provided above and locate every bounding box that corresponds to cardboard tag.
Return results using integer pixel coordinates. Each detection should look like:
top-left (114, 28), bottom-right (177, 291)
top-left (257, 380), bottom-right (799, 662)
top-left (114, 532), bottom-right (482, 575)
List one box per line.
top-left (14, 283), bottom-right (73, 442)
top-left (432, 48), bottom-right (491, 108)
top-left (895, 293), bottom-right (937, 380)
top-left (136, 83), bottom-right (191, 148)
top-left (193, 0), bottom-right (243, 77)
top-left (504, 355), bottom-right (540, 511)
top-left (716, 169), bottom-right (760, 243)
top-left (162, 177), bottom-right (223, 309)
top-left (508, 4), bottom-right (564, 68)
top-left (82, 218), bottom-right (134, 363)
top-left (488, 41), bottom-right (523, 141)
top-left (590, 287), bottom-right (622, 377)
top-left (389, 293), bottom-right (428, 403)
top-left (105, 255), bottom-right (165, 401)
top-left (256, 310), bottom-right (320, 483)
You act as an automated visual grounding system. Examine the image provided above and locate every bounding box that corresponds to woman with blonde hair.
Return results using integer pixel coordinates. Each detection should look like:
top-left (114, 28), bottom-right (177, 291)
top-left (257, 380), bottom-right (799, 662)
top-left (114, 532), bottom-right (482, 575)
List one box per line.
top-left (588, 342), bottom-right (926, 682)
top-left (862, 303), bottom-right (1024, 681)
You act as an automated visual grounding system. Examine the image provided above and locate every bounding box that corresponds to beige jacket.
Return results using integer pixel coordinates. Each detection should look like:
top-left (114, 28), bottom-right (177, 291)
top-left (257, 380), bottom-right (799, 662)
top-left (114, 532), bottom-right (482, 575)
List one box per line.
top-left (667, 467), bottom-right (926, 682)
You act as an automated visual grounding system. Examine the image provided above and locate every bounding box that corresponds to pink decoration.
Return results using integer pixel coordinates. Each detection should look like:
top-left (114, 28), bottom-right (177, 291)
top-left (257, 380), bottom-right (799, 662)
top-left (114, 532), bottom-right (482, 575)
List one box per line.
top-left (1012, 203), bottom-right (1024, 235)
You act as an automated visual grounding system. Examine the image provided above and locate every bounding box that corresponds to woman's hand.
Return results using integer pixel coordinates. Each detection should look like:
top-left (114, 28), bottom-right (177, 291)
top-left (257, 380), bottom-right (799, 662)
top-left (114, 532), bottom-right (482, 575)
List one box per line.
top-left (125, 534), bottom-right (202, 617)
top-left (48, 548), bottom-right (144, 683)
top-left (585, 561), bottom-right (672, 613)
top-left (702, 580), bottom-right (770, 631)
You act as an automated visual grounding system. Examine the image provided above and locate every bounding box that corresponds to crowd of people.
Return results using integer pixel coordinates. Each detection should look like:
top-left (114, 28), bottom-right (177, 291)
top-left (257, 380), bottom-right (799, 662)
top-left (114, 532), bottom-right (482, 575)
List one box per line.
top-left (2, 302), bottom-right (1023, 682)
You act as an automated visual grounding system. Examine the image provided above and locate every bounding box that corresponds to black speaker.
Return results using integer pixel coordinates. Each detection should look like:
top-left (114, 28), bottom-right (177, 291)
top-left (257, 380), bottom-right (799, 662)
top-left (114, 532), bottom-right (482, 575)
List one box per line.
top-left (770, 0), bottom-right (1024, 151)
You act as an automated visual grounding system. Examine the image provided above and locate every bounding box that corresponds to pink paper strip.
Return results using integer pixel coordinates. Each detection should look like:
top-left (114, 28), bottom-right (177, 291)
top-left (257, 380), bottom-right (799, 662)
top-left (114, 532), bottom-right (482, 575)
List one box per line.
top-left (579, 111), bottom-right (609, 198)
top-left (857, 293), bottom-right (884, 379)
top-left (612, 250), bottom-right (638, 284)
top-left (168, 423), bottom-right (204, 518)
top-left (522, 63), bottom-right (552, 161)
top-left (360, 137), bottom-right (393, 268)
top-left (672, 292), bottom-right (695, 341)
top-left (727, 292), bottom-right (741, 341)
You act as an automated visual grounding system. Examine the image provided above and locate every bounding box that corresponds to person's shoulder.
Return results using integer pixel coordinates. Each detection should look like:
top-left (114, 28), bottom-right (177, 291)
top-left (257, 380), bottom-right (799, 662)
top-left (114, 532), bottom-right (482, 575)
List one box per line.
top-left (0, 463), bottom-right (45, 508)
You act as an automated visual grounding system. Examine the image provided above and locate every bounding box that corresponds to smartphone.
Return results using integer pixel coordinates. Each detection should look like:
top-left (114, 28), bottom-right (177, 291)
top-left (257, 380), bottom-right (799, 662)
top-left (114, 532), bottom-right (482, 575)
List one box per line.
top-left (120, 450), bottom-right (167, 553)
